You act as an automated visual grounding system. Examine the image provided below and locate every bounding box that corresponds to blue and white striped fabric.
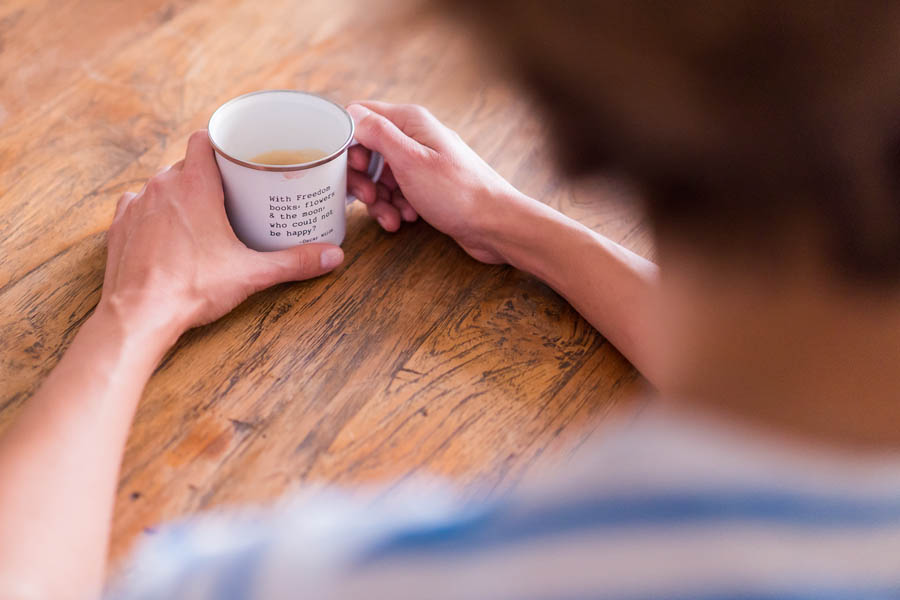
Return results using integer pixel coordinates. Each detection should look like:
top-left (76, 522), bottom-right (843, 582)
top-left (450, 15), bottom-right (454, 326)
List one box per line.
top-left (107, 410), bottom-right (900, 599)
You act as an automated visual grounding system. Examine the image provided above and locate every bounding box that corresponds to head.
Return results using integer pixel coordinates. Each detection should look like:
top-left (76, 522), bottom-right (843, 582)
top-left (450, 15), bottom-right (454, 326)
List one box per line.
top-left (448, 1), bottom-right (900, 444)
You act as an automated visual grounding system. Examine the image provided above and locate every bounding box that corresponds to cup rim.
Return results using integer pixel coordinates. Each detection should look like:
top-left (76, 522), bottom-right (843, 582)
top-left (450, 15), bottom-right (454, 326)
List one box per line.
top-left (207, 89), bottom-right (355, 172)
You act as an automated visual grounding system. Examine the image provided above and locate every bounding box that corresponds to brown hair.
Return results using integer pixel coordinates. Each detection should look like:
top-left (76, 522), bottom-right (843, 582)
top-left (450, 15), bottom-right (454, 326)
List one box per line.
top-left (448, 1), bottom-right (900, 282)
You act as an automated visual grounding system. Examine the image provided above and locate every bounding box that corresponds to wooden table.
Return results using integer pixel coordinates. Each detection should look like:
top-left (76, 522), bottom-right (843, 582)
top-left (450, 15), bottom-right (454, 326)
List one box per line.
top-left (0, 0), bottom-right (651, 563)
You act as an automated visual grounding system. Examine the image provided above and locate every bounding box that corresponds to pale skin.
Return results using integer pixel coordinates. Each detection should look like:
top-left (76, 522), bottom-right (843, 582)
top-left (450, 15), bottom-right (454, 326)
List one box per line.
top-left (2, 101), bottom-right (899, 600)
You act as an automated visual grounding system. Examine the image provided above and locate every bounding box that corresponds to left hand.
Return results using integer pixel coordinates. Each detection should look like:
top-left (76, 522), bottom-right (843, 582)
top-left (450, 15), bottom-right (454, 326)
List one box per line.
top-left (99, 130), bottom-right (345, 338)
top-left (345, 101), bottom-right (524, 264)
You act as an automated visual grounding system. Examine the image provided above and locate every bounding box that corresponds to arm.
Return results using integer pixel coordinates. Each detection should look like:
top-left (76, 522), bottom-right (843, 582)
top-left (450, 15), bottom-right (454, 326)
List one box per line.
top-left (346, 102), bottom-right (659, 384)
top-left (0, 307), bottom-right (175, 600)
top-left (484, 191), bottom-right (659, 383)
top-left (0, 131), bottom-right (344, 600)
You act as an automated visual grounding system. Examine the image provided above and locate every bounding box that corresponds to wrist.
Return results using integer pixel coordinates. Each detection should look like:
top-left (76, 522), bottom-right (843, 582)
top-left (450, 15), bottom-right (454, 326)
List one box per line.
top-left (479, 188), bottom-right (587, 273)
top-left (44, 301), bottom-right (182, 414)
top-left (475, 188), bottom-right (543, 265)
top-left (92, 296), bottom-right (185, 360)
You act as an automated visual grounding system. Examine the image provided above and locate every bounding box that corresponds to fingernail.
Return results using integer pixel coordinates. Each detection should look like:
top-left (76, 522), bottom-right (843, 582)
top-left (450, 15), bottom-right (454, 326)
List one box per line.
top-left (346, 104), bottom-right (370, 124)
top-left (377, 216), bottom-right (389, 229)
top-left (320, 247), bottom-right (344, 270)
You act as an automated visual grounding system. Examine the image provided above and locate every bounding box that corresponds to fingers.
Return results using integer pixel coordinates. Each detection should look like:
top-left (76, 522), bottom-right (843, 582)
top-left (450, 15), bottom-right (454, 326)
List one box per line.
top-left (114, 192), bottom-right (138, 220)
top-left (352, 101), bottom-right (449, 150)
top-left (379, 164), bottom-right (398, 190)
top-left (347, 168), bottom-right (377, 205)
top-left (367, 184), bottom-right (402, 232)
top-left (348, 145), bottom-right (371, 171)
top-left (367, 201), bottom-right (401, 232)
top-left (346, 104), bottom-right (429, 173)
top-left (154, 159), bottom-right (184, 177)
top-left (391, 188), bottom-right (418, 222)
top-left (246, 243), bottom-right (345, 291)
top-left (352, 101), bottom-right (438, 132)
top-left (183, 129), bottom-right (218, 176)
top-left (348, 162), bottom-right (398, 196)
top-left (364, 185), bottom-right (416, 232)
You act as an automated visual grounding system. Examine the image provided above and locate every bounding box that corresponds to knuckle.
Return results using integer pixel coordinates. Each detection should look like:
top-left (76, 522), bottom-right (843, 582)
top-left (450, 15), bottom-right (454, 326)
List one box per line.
top-left (189, 129), bottom-right (208, 146)
top-left (297, 248), bottom-right (317, 274)
top-left (405, 104), bottom-right (431, 120)
top-left (362, 179), bottom-right (377, 201)
top-left (145, 175), bottom-right (164, 194)
top-left (107, 210), bottom-right (127, 240)
top-left (361, 112), bottom-right (388, 137)
top-left (115, 193), bottom-right (129, 213)
top-left (418, 146), bottom-right (442, 168)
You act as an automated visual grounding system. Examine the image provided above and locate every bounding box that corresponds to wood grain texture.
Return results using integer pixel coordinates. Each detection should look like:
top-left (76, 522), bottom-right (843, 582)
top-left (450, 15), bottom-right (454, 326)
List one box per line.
top-left (0, 0), bottom-right (652, 563)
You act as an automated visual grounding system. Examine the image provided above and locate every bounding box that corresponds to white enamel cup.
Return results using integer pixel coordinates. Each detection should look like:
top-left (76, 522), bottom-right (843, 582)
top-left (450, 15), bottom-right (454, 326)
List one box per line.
top-left (208, 90), bottom-right (383, 251)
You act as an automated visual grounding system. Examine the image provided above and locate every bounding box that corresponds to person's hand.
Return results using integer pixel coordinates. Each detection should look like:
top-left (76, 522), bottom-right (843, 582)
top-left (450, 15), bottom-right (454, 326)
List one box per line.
top-left (99, 130), bottom-right (345, 338)
top-left (346, 101), bottom-right (527, 264)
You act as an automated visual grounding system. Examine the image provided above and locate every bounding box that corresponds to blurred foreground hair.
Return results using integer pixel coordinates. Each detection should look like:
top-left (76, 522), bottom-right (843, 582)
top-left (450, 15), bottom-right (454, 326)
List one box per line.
top-left (448, 0), bottom-right (900, 283)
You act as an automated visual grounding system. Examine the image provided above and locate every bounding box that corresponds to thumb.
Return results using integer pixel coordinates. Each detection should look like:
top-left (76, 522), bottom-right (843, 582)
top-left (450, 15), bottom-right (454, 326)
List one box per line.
top-left (347, 104), bottom-right (428, 172)
top-left (244, 243), bottom-right (345, 291)
top-left (184, 129), bottom-right (218, 178)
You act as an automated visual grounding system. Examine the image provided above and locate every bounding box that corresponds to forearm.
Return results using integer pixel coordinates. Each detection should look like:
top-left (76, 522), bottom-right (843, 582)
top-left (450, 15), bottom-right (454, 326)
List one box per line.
top-left (0, 304), bottom-right (177, 600)
top-left (486, 191), bottom-right (660, 384)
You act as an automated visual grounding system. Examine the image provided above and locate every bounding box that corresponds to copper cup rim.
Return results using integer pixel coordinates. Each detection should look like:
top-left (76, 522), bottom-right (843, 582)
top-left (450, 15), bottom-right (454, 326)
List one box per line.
top-left (207, 89), bottom-right (355, 172)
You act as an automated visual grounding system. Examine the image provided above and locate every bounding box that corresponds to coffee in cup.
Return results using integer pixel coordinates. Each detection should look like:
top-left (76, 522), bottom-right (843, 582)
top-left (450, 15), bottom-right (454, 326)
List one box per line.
top-left (249, 149), bottom-right (328, 166)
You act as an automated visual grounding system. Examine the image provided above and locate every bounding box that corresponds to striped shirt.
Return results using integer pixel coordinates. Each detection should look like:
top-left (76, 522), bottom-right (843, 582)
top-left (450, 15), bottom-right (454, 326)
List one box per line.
top-left (107, 409), bottom-right (900, 599)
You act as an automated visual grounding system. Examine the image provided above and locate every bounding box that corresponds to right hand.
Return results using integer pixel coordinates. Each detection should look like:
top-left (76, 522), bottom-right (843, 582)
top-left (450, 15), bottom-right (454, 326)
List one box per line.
top-left (346, 101), bottom-right (524, 264)
top-left (100, 131), bottom-right (344, 338)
